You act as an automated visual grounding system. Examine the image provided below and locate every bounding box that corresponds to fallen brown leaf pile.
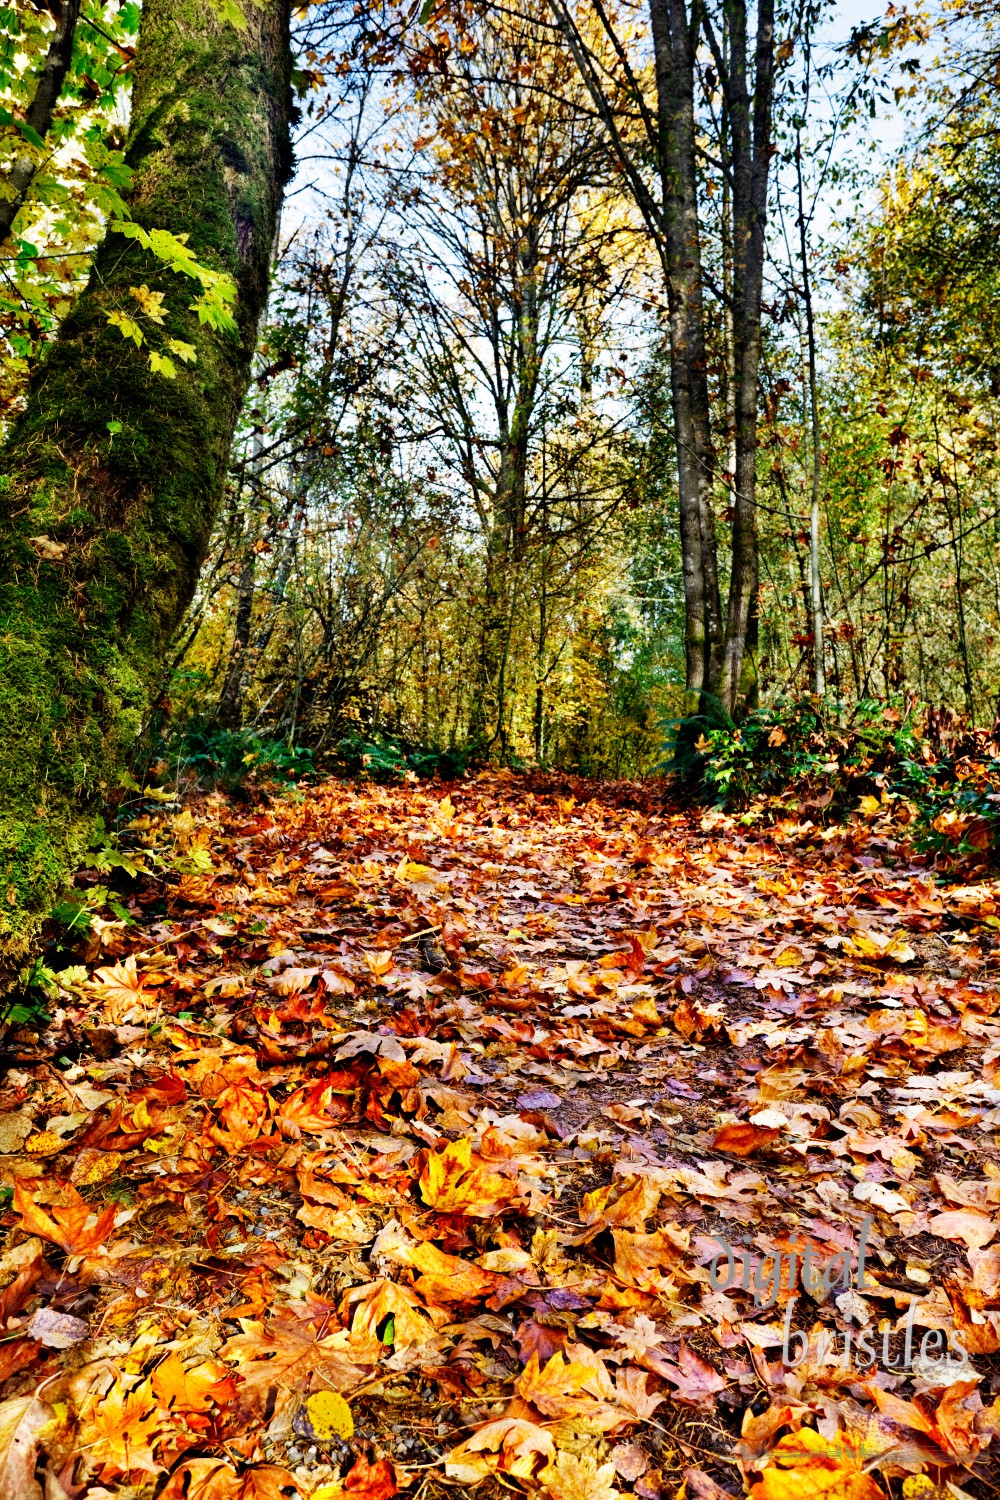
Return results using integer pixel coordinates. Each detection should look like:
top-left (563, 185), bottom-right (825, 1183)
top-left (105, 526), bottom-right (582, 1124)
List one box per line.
top-left (0, 772), bottom-right (998, 1500)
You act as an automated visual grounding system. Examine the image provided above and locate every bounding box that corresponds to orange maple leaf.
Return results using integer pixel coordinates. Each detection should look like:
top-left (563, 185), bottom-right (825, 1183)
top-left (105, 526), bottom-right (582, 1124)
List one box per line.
top-left (159, 1458), bottom-right (303, 1499)
top-left (152, 1352), bottom-right (237, 1413)
top-left (13, 1182), bottom-right (116, 1255)
top-left (206, 1081), bottom-right (272, 1154)
top-left (578, 1176), bottom-right (661, 1233)
top-left (91, 955), bottom-right (150, 1023)
top-left (516, 1350), bottom-right (595, 1417)
top-left (344, 1454), bottom-right (397, 1500)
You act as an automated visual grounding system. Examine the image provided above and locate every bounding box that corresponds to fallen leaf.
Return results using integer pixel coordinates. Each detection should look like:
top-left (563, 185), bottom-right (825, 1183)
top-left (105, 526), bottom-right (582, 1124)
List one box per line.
top-left (651, 1343), bottom-right (726, 1408)
top-left (852, 1181), bottom-right (910, 1215)
top-left (517, 1349), bottom-right (597, 1416)
top-left (152, 1352), bottom-right (235, 1412)
top-left (159, 1459), bottom-right (304, 1499)
top-left (748, 1429), bottom-right (886, 1500)
top-left (542, 1450), bottom-right (620, 1500)
top-left (344, 1454), bottom-right (397, 1500)
top-left (712, 1122), bottom-right (781, 1156)
top-left (927, 1210), bottom-right (998, 1250)
top-left (446, 1417), bottom-right (555, 1483)
top-left (13, 1182), bottom-right (116, 1255)
top-left (306, 1390), bottom-right (354, 1440)
top-left (222, 1316), bottom-right (371, 1422)
top-left (23, 1307), bottom-right (87, 1349)
top-left (0, 1396), bottom-right (53, 1500)
top-left (86, 1377), bottom-right (162, 1479)
top-left (418, 1137), bottom-right (519, 1217)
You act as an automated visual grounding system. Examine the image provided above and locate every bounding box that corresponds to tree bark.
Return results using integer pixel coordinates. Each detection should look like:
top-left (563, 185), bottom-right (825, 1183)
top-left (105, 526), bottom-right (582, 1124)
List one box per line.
top-left (0, 0), bottom-right (82, 246)
top-left (796, 122), bottom-right (825, 696)
top-left (0, 0), bottom-right (292, 983)
top-left (470, 222), bottom-right (541, 752)
top-left (717, 0), bottom-right (775, 713)
top-left (648, 0), bottom-right (723, 708)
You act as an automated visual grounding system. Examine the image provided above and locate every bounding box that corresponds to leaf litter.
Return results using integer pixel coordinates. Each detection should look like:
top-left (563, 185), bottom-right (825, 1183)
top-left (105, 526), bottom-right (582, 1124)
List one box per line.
top-left (0, 773), bottom-right (998, 1500)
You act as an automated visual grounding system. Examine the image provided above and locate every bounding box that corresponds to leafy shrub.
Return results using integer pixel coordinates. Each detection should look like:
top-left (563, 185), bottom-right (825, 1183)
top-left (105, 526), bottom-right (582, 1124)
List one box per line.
top-left (664, 696), bottom-right (1000, 863)
top-left (694, 698), bottom-right (923, 805)
top-left (892, 741), bottom-right (1000, 861)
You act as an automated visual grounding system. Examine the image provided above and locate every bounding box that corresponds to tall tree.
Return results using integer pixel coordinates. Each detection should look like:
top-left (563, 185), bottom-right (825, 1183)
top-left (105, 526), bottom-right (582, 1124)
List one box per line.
top-left (550, 0), bottom-right (776, 713)
top-left (0, 0), bottom-right (292, 985)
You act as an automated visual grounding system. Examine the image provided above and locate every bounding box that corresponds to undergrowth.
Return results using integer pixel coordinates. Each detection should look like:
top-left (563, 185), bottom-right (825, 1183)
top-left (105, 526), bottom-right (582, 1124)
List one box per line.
top-left (664, 696), bottom-right (1000, 865)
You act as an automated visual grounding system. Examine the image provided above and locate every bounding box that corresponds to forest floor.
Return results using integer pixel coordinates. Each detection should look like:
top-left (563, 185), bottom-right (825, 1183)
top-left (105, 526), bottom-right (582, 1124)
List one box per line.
top-left (1, 772), bottom-right (999, 1500)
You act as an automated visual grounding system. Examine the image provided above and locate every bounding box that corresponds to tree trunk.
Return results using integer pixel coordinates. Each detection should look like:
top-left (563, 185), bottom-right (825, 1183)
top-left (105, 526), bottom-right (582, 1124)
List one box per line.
top-left (469, 224), bottom-right (540, 753)
top-left (798, 147), bottom-right (825, 698)
top-left (217, 531), bottom-right (258, 729)
top-left (0, 0), bottom-right (292, 984)
top-left (648, 0), bottom-right (723, 709)
top-left (718, 0), bottom-right (775, 714)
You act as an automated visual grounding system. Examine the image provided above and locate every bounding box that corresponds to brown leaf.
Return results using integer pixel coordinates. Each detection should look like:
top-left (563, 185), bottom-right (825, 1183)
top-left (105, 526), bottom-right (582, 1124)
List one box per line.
top-left (221, 1315), bottom-right (372, 1422)
top-left (651, 1343), bottom-right (726, 1408)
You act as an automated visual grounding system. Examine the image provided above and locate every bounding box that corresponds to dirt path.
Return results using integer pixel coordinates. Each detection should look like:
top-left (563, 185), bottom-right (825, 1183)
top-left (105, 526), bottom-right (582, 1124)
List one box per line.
top-left (1, 772), bottom-right (999, 1500)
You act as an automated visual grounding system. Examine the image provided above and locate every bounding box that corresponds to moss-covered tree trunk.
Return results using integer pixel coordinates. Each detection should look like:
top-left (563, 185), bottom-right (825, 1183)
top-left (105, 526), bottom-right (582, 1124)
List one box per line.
top-left (0, 0), bottom-right (292, 987)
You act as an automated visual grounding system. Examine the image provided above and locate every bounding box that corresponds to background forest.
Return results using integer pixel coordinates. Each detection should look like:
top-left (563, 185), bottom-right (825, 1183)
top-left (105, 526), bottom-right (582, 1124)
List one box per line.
top-left (4, 0), bottom-right (999, 788)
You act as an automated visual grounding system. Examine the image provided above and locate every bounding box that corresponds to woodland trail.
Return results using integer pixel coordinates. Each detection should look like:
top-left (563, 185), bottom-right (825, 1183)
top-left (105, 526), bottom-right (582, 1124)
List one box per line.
top-left (0, 772), bottom-right (999, 1500)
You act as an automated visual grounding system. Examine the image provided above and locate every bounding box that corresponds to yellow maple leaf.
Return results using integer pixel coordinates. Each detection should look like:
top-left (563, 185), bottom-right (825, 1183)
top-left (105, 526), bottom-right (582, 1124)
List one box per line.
top-left (129, 283), bottom-right (167, 321)
top-left (362, 949), bottom-right (395, 979)
top-left (541, 1450), bottom-right (620, 1500)
top-left (749, 1429), bottom-right (886, 1500)
top-left (395, 855), bottom-right (437, 885)
top-left (447, 1417), bottom-right (555, 1483)
top-left (84, 1378), bottom-right (163, 1479)
top-left (341, 1278), bottom-right (443, 1348)
top-left (418, 1137), bottom-right (519, 1217)
top-left (516, 1351), bottom-right (596, 1417)
top-left (578, 1177), bottom-right (660, 1232)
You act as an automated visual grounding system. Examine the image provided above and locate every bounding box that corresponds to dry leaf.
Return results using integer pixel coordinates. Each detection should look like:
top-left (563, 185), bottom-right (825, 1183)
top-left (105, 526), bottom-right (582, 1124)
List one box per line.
top-left (927, 1210), bottom-right (998, 1250)
top-left (13, 1182), bottom-right (116, 1255)
top-left (542, 1450), bottom-right (620, 1500)
top-left (712, 1122), bottom-right (781, 1156)
top-left (446, 1417), bottom-right (555, 1483)
top-left (0, 1396), bottom-right (53, 1500)
top-left (418, 1137), bottom-right (519, 1217)
top-left (749, 1429), bottom-right (885, 1500)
